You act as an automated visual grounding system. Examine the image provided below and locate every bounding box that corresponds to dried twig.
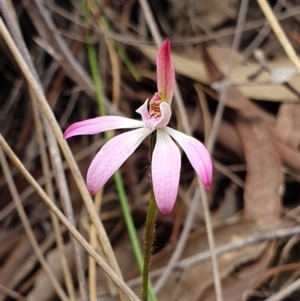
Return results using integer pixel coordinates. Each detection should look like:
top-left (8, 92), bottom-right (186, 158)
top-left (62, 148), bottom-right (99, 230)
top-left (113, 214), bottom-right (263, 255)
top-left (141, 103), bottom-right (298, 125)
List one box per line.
top-left (89, 190), bottom-right (104, 301)
top-left (242, 0), bottom-right (286, 60)
top-left (0, 284), bottom-right (27, 301)
top-left (256, 0), bottom-right (300, 73)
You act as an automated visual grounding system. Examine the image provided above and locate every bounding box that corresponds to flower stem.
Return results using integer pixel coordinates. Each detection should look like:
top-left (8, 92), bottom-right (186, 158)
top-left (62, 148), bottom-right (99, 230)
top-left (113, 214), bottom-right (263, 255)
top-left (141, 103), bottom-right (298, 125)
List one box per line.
top-left (142, 190), bottom-right (157, 301)
top-left (142, 132), bottom-right (158, 301)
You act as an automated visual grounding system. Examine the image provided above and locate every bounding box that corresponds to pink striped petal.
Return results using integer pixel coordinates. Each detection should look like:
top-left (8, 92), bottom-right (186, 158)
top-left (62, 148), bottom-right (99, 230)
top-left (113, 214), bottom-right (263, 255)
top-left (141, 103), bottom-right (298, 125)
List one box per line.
top-left (156, 40), bottom-right (175, 104)
top-left (165, 127), bottom-right (212, 189)
top-left (152, 129), bottom-right (181, 214)
top-left (87, 128), bottom-right (152, 194)
top-left (63, 116), bottom-right (144, 139)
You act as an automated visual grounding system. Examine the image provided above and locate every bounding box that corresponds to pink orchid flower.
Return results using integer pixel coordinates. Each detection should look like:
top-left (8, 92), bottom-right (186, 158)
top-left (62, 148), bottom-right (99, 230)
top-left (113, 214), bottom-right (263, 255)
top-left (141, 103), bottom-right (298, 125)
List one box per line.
top-left (64, 40), bottom-right (212, 215)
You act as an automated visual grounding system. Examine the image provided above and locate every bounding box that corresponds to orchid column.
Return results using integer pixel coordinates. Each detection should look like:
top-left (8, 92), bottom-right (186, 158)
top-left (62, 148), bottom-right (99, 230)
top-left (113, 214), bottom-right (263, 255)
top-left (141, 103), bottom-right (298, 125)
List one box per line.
top-left (64, 40), bottom-right (212, 299)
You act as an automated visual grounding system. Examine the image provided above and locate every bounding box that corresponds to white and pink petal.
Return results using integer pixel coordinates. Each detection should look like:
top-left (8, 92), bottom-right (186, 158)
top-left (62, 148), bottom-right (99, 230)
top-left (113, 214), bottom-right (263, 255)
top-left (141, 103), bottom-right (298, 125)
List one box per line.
top-left (136, 99), bottom-right (151, 125)
top-left (152, 129), bottom-right (181, 215)
top-left (164, 127), bottom-right (212, 189)
top-left (154, 102), bottom-right (172, 128)
top-left (87, 128), bottom-right (153, 194)
top-left (63, 116), bottom-right (144, 139)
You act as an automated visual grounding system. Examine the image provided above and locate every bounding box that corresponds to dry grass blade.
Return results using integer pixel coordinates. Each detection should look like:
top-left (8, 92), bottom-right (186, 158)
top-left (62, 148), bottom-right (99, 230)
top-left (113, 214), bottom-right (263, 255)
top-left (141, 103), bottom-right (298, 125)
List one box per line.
top-left (44, 116), bottom-right (88, 301)
top-left (0, 3), bottom-right (87, 299)
top-left (89, 190), bottom-right (103, 301)
top-left (0, 135), bottom-right (140, 301)
top-left (0, 17), bottom-right (125, 293)
top-left (256, 0), bottom-right (300, 73)
top-left (23, 0), bottom-right (95, 96)
top-left (30, 90), bottom-right (75, 301)
top-left (0, 284), bottom-right (27, 301)
top-left (0, 147), bottom-right (70, 301)
top-left (242, 0), bottom-right (285, 60)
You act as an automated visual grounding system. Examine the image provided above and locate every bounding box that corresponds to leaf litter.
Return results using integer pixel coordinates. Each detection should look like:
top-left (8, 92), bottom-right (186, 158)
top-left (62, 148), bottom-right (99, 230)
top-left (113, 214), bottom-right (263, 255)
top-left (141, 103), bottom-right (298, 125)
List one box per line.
top-left (1, 0), bottom-right (300, 301)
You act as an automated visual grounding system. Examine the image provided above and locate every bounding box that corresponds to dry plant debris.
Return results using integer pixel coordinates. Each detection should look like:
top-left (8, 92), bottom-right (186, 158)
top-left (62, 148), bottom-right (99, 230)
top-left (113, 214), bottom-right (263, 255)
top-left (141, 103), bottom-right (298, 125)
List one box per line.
top-left (1, 0), bottom-right (300, 300)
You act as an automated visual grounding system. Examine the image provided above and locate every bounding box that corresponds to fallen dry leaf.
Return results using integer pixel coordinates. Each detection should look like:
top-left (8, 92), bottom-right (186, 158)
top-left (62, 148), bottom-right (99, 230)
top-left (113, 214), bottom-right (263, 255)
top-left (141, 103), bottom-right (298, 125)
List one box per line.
top-left (202, 242), bottom-right (276, 301)
top-left (276, 102), bottom-right (300, 149)
top-left (234, 115), bottom-right (282, 223)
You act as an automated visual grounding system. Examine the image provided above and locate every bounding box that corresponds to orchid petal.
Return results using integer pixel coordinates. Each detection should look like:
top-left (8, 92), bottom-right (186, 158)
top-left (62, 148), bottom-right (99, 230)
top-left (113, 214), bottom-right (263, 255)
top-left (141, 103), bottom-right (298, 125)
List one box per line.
top-left (156, 40), bottom-right (175, 104)
top-left (165, 127), bottom-right (212, 189)
top-left (152, 129), bottom-right (181, 214)
top-left (87, 128), bottom-right (152, 194)
top-left (136, 99), bottom-right (172, 130)
top-left (155, 102), bottom-right (172, 128)
top-left (64, 116), bottom-right (144, 139)
top-left (136, 99), bottom-right (150, 122)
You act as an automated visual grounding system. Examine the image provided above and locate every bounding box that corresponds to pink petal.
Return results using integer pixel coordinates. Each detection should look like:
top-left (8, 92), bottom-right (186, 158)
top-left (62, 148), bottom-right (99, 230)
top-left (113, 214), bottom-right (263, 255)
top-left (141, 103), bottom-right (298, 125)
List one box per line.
top-left (165, 127), bottom-right (212, 189)
top-left (63, 116), bottom-right (144, 139)
top-left (136, 99), bottom-right (150, 122)
top-left (152, 129), bottom-right (181, 214)
top-left (156, 40), bottom-right (175, 104)
top-left (136, 99), bottom-right (172, 130)
top-left (87, 128), bottom-right (152, 194)
top-left (156, 102), bottom-right (172, 128)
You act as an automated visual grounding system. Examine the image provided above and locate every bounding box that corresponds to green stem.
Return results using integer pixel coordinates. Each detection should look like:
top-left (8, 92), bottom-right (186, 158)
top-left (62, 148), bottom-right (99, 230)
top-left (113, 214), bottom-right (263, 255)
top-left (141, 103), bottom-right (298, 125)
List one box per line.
top-left (142, 132), bottom-right (158, 301)
top-left (142, 190), bottom-right (157, 301)
top-left (113, 171), bottom-right (143, 269)
top-left (101, 18), bottom-right (140, 81)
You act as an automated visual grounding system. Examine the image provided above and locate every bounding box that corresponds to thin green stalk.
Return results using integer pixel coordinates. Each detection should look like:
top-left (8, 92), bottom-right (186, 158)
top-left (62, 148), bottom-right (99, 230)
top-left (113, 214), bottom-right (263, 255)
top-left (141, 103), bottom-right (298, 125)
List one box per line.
top-left (86, 38), bottom-right (105, 116)
top-left (85, 7), bottom-right (157, 301)
top-left (142, 189), bottom-right (157, 301)
top-left (101, 18), bottom-right (140, 81)
top-left (113, 171), bottom-right (143, 268)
